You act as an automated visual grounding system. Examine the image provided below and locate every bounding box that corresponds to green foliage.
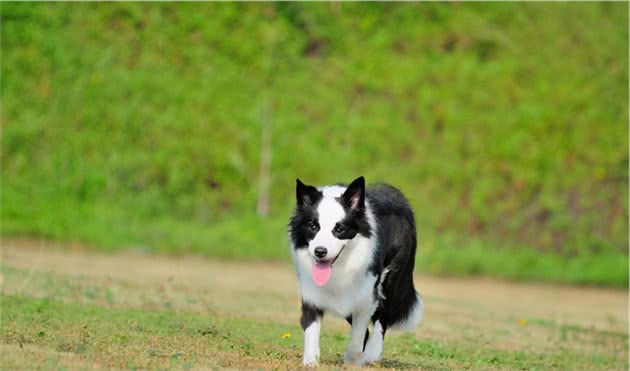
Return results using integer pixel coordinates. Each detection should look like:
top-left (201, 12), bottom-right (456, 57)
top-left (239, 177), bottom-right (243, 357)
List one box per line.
top-left (1, 3), bottom-right (628, 285)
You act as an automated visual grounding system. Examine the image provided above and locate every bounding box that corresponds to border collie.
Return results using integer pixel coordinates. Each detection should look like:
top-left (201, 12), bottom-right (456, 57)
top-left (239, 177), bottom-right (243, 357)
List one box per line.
top-left (289, 176), bottom-right (423, 366)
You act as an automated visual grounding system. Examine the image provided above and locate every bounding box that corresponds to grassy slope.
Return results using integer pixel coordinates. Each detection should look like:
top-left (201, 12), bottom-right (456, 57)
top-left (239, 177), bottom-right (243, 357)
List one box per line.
top-left (1, 3), bottom-right (628, 286)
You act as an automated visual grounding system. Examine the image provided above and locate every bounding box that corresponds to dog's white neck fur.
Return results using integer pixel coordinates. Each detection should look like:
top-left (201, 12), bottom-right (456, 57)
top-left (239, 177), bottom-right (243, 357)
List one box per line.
top-left (291, 185), bottom-right (378, 318)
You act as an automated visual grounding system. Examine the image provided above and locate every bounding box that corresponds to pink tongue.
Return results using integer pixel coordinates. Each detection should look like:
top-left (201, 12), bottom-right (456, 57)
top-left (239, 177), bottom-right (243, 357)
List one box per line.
top-left (312, 261), bottom-right (332, 286)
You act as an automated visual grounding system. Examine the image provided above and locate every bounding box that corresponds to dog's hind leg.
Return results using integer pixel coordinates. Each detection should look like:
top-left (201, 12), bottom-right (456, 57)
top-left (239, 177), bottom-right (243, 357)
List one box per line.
top-left (301, 302), bottom-right (323, 367)
top-left (363, 320), bottom-right (386, 364)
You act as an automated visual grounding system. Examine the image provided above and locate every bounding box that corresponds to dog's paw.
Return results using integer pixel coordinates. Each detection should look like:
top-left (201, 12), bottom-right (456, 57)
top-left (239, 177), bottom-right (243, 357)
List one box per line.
top-left (361, 343), bottom-right (382, 364)
top-left (344, 349), bottom-right (365, 366)
top-left (303, 355), bottom-right (319, 367)
top-left (361, 352), bottom-right (381, 365)
top-left (303, 359), bottom-right (318, 367)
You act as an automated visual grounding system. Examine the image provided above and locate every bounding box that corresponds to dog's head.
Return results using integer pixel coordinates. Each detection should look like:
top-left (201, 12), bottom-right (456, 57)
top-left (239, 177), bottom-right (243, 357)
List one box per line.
top-left (289, 176), bottom-right (371, 265)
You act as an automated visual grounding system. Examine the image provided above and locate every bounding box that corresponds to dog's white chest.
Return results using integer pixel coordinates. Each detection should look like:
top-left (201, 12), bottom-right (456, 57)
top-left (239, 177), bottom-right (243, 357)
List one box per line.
top-left (301, 271), bottom-right (377, 317)
top-left (293, 238), bottom-right (378, 317)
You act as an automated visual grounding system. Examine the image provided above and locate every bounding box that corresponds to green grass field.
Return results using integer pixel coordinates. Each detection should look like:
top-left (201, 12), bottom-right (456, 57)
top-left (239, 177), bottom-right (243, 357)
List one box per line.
top-left (2, 242), bottom-right (627, 370)
top-left (1, 3), bottom-right (628, 286)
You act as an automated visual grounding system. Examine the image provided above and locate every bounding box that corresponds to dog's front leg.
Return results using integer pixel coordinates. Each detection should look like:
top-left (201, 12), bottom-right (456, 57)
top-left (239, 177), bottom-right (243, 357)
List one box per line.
top-left (344, 310), bottom-right (371, 365)
top-left (363, 320), bottom-right (385, 364)
top-left (301, 302), bottom-right (323, 367)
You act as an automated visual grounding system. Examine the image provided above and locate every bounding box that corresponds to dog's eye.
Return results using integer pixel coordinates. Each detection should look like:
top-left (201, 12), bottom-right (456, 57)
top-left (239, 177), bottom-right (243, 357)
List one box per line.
top-left (308, 220), bottom-right (318, 231)
top-left (333, 225), bottom-right (345, 234)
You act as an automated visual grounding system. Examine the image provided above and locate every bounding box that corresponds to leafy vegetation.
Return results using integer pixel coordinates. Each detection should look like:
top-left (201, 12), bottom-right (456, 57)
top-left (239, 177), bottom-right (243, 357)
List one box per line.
top-left (1, 3), bottom-right (628, 285)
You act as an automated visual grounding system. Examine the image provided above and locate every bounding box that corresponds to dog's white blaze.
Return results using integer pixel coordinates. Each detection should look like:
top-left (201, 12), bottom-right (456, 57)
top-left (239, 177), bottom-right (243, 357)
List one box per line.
top-left (321, 185), bottom-right (346, 198)
top-left (363, 320), bottom-right (384, 364)
top-left (307, 197), bottom-right (346, 258)
top-left (303, 320), bottom-right (321, 366)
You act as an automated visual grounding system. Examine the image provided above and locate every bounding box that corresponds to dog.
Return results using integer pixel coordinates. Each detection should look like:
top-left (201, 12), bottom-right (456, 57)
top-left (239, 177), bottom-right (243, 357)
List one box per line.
top-left (289, 176), bottom-right (423, 366)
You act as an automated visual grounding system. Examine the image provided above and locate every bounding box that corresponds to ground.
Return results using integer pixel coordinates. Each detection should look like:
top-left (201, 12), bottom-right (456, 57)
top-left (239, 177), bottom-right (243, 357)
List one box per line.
top-left (1, 239), bottom-right (627, 370)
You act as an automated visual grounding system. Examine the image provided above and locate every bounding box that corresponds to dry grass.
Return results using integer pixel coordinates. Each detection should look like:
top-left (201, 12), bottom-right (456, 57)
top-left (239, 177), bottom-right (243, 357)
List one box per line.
top-left (1, 239), bottom-right (628, 370)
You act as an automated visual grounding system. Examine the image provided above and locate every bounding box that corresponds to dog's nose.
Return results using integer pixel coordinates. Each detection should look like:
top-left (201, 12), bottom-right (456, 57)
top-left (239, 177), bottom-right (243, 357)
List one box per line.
top-left (314, 247), bottom-right (327, 259)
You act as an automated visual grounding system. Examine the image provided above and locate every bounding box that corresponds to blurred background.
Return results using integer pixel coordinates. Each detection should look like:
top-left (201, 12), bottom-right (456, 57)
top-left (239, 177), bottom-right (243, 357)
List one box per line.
top-left (2, 3), bottom-right (628, 286)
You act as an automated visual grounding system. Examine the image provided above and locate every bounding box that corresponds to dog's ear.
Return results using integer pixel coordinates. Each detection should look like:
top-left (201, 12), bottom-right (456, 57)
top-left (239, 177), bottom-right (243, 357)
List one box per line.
top-left (296, 179), bottom-right (322, 207)
top-left (341, 176), bottom-right (365, 211)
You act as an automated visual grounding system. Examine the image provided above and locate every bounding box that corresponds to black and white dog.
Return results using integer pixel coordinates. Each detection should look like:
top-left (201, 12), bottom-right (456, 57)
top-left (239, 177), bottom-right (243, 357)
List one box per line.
top-left (289, 176), bottom-right (423, 366)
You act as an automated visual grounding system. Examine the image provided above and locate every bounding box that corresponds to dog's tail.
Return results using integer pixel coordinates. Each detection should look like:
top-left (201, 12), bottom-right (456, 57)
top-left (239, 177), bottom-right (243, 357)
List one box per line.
top-left (391, 292), bottom-right (424, 331)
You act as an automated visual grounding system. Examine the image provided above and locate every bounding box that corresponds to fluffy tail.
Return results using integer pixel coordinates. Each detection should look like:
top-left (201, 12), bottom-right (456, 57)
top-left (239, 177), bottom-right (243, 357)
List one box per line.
top-left (391, 293), bottom-right (424, 331)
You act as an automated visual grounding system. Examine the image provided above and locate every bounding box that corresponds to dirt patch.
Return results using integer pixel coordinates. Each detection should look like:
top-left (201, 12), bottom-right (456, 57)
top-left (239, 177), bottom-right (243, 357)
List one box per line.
top-left (1, 238), bottom-right (628, 358)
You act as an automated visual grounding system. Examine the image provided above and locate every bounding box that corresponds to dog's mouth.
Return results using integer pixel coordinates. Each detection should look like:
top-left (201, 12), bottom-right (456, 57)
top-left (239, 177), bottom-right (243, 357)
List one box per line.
top-left (312, 245), bottom-right (345, 287)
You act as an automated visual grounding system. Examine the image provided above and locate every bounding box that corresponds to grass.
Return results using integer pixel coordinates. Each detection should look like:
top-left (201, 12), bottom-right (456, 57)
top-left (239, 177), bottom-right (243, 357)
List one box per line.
top-left (3, 296), bottom-right (623, 370)
top-left (1, 3), bottom-right (629, 286)
top-left (1, 245), bottom-right (627, 370)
